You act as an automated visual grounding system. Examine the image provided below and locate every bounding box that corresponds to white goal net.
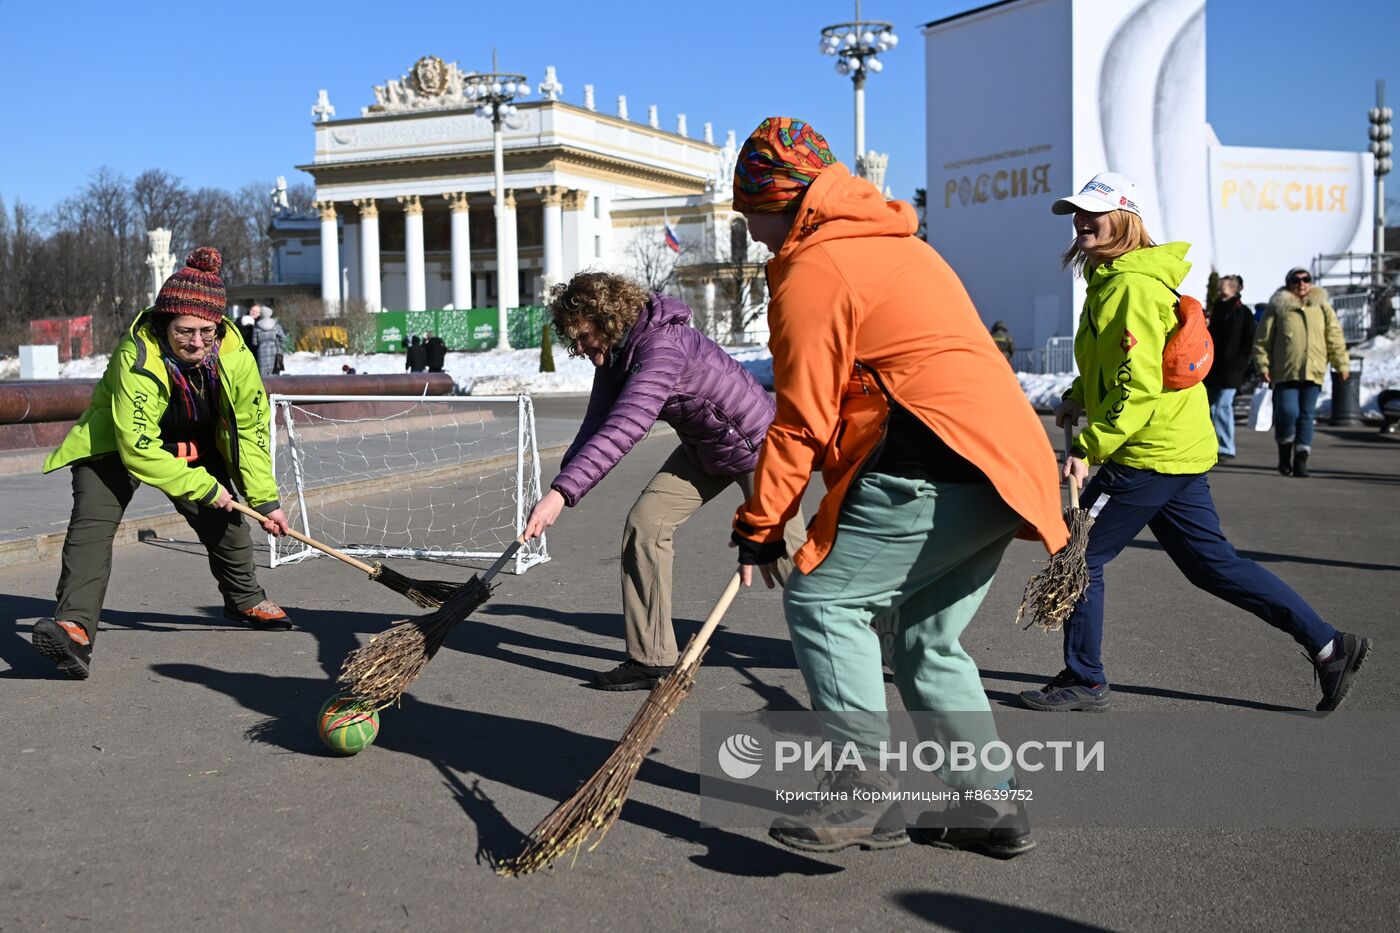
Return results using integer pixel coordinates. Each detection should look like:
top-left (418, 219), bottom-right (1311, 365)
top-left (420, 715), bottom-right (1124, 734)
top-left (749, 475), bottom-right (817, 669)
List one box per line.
top-left (268, 393), bottom-right (549, 573)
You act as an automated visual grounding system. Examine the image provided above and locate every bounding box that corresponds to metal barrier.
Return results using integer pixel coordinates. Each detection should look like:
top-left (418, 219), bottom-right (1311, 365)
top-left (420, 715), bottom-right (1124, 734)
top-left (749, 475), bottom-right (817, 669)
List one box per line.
top-left (1332, 292), bottom-right (1373, 345)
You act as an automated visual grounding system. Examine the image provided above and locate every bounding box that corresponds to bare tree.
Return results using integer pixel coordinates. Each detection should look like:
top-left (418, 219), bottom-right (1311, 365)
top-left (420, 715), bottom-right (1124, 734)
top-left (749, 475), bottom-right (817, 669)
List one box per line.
top-left (624, 225), bottom-right (682, 294)
top-left (715, 216), bottom-right (767, 343)
top-left (132, 169), bottom-right (190, 241)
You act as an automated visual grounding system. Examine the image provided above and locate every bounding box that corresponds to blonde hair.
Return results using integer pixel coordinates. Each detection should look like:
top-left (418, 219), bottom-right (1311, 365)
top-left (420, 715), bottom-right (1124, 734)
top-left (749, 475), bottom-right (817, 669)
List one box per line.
top-left (548, 271), bottom-right (649, 358)
top-left (1061, 210), bottom-right (1156, 276)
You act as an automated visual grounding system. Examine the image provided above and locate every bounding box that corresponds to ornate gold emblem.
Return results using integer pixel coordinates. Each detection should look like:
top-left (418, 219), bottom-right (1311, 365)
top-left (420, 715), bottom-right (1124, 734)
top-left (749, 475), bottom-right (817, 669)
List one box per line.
top-left (411, 56), bottom-right (448, 97)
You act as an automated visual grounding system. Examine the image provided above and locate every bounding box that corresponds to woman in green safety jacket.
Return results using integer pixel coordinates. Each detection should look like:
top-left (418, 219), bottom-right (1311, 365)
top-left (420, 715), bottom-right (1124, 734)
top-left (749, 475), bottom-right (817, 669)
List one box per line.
top-left (1018, 173), bottom-right (1369, 715)
top-left (31, 248), bottom-right (293, 680)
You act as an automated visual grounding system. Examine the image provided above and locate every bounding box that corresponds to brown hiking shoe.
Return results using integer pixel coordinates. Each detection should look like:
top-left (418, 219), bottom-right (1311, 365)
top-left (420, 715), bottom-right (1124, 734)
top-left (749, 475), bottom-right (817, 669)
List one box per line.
top-left (768, 767), bottom-right (909, 852)
top-left (224, 600), bottom-right (292, 631)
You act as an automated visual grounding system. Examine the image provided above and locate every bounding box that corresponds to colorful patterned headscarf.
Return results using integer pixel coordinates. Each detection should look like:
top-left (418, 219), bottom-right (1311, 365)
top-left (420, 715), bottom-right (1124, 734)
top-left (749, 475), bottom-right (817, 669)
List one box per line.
top-left (732, 117), bottom-right (837, 214)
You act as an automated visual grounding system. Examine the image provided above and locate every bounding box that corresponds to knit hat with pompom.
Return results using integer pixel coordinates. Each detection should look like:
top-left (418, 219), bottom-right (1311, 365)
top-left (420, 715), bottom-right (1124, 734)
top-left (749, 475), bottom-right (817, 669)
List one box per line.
top-left (154, 247), bottom-right (226, 322)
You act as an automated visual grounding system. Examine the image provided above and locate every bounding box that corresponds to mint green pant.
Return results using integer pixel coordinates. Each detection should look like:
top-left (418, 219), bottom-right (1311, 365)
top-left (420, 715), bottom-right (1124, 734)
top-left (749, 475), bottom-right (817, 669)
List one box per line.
top-left (783, 474), bottom-right (1020, 785)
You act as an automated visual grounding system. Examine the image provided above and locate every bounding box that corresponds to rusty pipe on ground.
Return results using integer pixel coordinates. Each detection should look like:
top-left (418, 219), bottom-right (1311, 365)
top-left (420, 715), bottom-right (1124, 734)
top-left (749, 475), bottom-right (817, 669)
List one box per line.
top-left (0, 373), bottom-right (456, 425)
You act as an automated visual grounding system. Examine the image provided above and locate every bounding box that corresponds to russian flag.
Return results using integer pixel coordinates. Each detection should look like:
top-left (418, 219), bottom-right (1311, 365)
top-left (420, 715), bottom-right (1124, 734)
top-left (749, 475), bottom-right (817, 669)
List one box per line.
top-left (663, 222), bottom-right (681, 253)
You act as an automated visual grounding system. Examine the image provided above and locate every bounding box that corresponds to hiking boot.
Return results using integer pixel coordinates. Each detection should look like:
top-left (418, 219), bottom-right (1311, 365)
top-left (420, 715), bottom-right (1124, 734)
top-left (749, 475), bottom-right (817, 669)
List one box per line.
top-left (592, 659), bottom-right (670, 691)
top-left (911, 783), bottom-right (1036, 859)
top-left (1312, 632), bottom-right (1371, 713)
top-left (1277, 442), bottom-right (1294, 476)
top-left (1019, 669), bottom-right (1112, 712)
top-left (769, 768), bottom-right (909, 853)
top-left (224, 600), bottom-right (292, 631)
top-left (31, 618), bottom-right (92, 680)
top-left (1292, 448), bottom-right (1310, 478)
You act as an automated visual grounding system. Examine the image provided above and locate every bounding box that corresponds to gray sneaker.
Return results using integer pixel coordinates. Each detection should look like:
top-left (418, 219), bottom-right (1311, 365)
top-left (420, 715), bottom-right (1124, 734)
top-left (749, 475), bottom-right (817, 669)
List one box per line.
top-left (768, 767), bottom-right (909, 853)
top-left (912, 783), bottom-right (1036, 859)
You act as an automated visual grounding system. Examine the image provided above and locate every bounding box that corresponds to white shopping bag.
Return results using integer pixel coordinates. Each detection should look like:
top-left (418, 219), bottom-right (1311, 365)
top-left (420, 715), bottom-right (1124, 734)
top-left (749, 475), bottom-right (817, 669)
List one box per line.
top-left (1249, 386), bottom-right (1273, 432)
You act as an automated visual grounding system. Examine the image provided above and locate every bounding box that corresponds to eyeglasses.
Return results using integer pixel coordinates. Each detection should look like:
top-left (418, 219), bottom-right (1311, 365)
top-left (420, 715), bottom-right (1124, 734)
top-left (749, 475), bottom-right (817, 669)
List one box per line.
top-left (1289, 275), bottom-right (1312, 285)
top-left (172, 325), bottom-right (218, 342)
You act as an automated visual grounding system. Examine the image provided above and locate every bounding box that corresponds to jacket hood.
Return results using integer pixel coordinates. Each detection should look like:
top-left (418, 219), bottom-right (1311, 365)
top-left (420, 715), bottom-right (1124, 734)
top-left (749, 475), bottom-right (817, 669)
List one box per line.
top-left (773, 162), bottom-right (917, 264)
top-left (632, 293), bottom-right (691, 334)
top-left (1089, 242), bottom-right (1192, 291)
top-left (256, 316), bottom-right (276, 330)
top-left (1269, 283), bottom-right (1330, 312)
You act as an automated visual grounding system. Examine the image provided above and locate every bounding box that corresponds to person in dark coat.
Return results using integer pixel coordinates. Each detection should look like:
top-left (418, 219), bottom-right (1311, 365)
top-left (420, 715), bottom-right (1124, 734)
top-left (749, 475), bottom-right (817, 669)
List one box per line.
top-left (989, 320), bottom-right (1015, 365)
top-left (405, 335), bottom-right (428, 373)
top-left (522, 271), bottom-right (806, 690)
top-left (425, 333), bottom-right (447, 373)
top-left (1203, 275), bottom-right (1255, 457)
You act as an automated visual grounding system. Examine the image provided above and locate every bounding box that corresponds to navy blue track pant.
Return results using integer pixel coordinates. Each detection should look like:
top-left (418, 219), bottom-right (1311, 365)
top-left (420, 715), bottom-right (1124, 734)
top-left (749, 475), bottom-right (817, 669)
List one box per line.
top-left (1063, 461), bottom-right (1335, 685)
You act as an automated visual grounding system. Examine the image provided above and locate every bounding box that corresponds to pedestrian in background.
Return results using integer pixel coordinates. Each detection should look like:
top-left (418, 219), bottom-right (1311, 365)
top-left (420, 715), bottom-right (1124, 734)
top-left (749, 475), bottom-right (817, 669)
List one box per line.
top-left (1203, 274), bottom-right (1255, 458)
top-left (405, 334), bottom-right (428, 373)
top-left (1253, 267), bottom-right (1349, 477)
top-left (251, 305), bottom-right (285, 378)
top-left (239, 304), bottom-right (261, 346)
top-left (425, 333), bottom-right (447, 373)
top-left (990, 320), bottom-right (1015, 366)
top-left (1018, 173), bottom-right (1369, 716)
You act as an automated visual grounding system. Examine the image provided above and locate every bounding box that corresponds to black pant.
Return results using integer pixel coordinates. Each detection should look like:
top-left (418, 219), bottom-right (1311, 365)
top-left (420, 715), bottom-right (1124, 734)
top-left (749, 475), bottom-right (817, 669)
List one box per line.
top-left (54, 455), bottom-right (266, 642)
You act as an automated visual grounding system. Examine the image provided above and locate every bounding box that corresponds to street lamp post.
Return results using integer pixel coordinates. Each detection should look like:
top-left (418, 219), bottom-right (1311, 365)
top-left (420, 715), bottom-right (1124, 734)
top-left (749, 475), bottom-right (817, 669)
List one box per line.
top-left (819, 1), bottom-right (898, 175)
top-left (465, 55), bottom-right (530, 351)
top-left (1367, 80), bottom-right (1392, 292)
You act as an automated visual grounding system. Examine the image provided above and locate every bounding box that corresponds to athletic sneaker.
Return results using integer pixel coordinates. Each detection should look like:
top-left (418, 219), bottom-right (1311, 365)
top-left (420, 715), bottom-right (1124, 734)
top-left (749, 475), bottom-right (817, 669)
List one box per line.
top-left (31, 618), bottom-right (93, 680)
top-left (1313, 632), bottom-right (1372, 713)
top-left (769, 768), bottom-right (909, 853)
top-left (1019, 669), bottom-right (1112, 712)
top-left (224, 600), bottom-right (292, 631)
top-left (592, 659), bottom-right (670, 691)
top-left (911, 785), bottom-right (1035, 859)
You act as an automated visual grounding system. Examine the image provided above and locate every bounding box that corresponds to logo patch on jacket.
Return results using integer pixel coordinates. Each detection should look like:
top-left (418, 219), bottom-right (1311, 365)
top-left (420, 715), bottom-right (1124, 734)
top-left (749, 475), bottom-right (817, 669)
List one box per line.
top-left (1120, 329), bottom-right (1138, 354)
top-left (629, 362), bottom-right (642, 374)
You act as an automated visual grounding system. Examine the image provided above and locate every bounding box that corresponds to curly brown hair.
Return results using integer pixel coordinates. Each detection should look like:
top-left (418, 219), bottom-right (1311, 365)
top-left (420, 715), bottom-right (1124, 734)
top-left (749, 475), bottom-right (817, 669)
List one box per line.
top-left (549, 272), bottom-right (649, 358)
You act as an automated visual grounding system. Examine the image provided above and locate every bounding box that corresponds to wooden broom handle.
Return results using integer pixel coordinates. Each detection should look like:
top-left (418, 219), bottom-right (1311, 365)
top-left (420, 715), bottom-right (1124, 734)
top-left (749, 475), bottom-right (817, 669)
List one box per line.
top-left (1063, 422), bottom-right (1081, 510)
top-left (677, 571), bottom-right (743, 669)
top-left (228, 499), bottom-right (377, 575)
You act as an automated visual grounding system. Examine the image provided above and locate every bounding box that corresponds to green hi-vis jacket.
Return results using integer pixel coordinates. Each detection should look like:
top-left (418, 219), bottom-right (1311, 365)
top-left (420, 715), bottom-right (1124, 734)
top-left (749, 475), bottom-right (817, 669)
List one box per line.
top-left (1065, 242), bottom-right (1218, 474)
top-left (43, 311), bottom-right (281, 511)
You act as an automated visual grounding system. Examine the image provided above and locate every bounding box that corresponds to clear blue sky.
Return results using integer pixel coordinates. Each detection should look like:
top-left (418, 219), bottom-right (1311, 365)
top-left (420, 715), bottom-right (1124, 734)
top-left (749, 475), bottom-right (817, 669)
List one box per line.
top-left (1, 0), bottom-right (1396, 217)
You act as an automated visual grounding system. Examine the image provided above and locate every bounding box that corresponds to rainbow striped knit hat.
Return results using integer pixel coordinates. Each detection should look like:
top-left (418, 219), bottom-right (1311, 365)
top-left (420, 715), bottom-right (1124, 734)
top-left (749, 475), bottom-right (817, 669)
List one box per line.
top-left (154, 247), bottom-right (225, 322)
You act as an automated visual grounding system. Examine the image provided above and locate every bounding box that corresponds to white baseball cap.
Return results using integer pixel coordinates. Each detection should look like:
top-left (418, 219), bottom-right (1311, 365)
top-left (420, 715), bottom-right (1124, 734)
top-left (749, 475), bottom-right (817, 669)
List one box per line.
top-left (1051, 171), bottom-right (1143, 217)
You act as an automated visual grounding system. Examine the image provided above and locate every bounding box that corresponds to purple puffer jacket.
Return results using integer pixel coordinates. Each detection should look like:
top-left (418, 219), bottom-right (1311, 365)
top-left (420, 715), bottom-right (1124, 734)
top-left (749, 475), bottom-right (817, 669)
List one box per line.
top-left (552, 294), bottom-right (774, 506)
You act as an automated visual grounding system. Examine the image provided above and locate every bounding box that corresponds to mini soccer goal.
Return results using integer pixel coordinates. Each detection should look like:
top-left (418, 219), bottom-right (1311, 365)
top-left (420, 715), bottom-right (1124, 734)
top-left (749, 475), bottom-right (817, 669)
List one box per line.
top-left (268, 394), bottom-right (549, 573)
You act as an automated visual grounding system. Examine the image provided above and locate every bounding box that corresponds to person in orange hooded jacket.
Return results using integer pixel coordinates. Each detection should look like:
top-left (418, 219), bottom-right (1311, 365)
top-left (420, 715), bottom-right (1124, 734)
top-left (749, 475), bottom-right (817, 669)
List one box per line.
top-left (728, 117), bottom-right (1068, 858)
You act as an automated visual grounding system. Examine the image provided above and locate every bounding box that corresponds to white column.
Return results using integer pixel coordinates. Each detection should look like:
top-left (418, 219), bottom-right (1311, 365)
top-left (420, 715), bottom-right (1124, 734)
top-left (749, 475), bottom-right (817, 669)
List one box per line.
top-left (561, 188), bottom-right (588, 282)
top-left (444, 191), bottom-right (472, 310)
top-left (353, 198), bottom-right (381, 311)
top-left (315, 201), bottom-right (341, 312)
top-left (398, 195), bottom-right (426, 311)
top-left (537, 186), bottom-right (565, 291)
top-left (495, 187), bottom-right (520, 349)
top-left (342, 217), bottom-right (360, 306)
top-left (593, 191), bottom-right (612, 263)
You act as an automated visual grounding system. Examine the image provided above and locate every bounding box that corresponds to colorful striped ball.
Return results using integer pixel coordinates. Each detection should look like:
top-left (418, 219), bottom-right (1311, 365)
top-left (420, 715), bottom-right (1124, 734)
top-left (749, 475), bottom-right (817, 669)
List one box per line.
top-left (317, 694), bottom-right (380, 756)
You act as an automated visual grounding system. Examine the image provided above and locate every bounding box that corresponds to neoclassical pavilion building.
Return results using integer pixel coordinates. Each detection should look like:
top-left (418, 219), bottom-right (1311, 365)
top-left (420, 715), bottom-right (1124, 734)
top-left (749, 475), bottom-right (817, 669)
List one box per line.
top-left (277, 56), bottom-right (754, 333)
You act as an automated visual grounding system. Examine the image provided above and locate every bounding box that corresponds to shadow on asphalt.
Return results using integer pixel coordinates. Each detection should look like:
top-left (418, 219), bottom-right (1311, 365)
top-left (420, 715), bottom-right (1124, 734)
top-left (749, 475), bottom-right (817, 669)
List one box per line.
top-left (891, 891), bottom-right (1117, 932)
top-left (149, 663), bottom-right (841, 879)
top-left (980, 668), bottom-right (1301, 713)
top-left (1124, 538), bottom-right (1400, 573)
top-left (1211, 461), bottom-right (1400, 486)
top-left (0, 591), bottom-right (285, 680)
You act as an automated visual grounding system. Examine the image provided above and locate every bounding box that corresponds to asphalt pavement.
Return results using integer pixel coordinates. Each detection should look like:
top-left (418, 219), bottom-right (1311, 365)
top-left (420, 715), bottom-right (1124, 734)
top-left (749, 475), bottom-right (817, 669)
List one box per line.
top-left (0, 413), bottom-right (1396, 932)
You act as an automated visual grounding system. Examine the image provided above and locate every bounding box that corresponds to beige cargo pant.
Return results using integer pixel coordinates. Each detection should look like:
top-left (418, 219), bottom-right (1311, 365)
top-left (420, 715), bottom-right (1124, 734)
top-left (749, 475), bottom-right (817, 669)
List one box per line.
top-left (620, 445), bottom-right (808, 666)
